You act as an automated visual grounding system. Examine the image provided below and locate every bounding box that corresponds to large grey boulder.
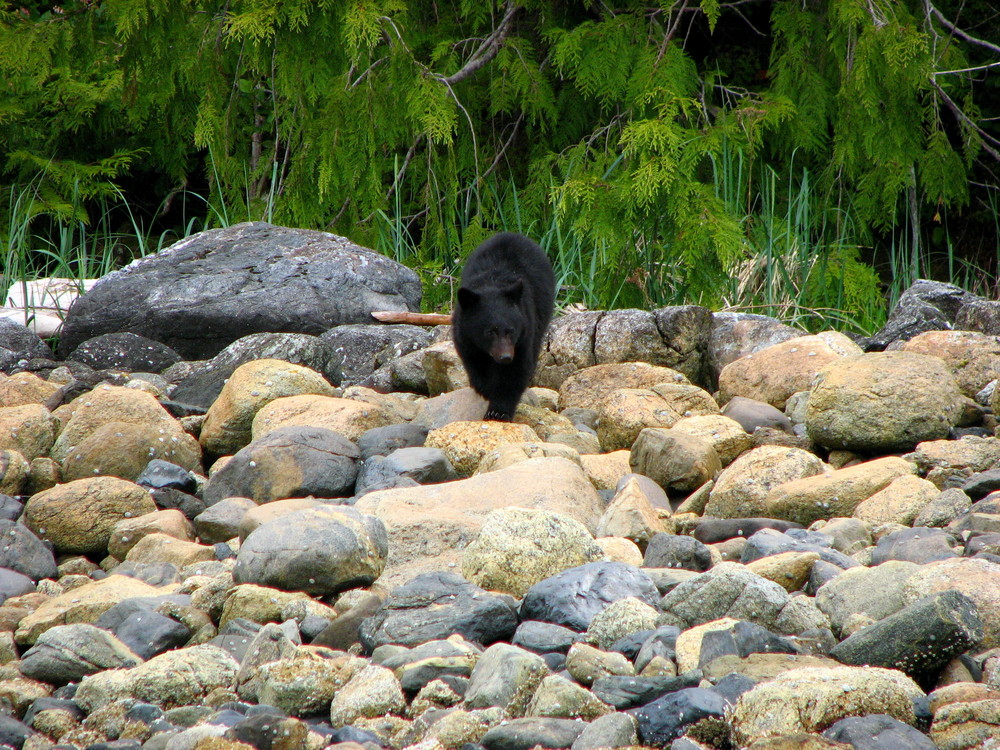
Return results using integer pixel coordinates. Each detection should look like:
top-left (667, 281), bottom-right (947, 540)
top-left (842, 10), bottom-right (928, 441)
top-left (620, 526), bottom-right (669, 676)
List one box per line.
top-left (58, 222), bottom-right (422, 360)
top-left (865, 279), bottom-right (978, 351)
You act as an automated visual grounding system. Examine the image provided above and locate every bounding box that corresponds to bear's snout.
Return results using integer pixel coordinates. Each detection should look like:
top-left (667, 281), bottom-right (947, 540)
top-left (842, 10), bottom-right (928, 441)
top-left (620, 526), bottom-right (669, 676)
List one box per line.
top-left (490, 338), bottom-right (515, 364)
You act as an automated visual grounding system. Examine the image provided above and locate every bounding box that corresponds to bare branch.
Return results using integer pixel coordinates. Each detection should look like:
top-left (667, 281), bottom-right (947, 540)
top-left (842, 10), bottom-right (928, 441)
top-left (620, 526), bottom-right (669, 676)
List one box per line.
top-left (929, 78), bottom-right (1000, 161)
top-left (927, 0), bottom-right (1000, 56)
top-left (441, 1), bottom-right (519, 86)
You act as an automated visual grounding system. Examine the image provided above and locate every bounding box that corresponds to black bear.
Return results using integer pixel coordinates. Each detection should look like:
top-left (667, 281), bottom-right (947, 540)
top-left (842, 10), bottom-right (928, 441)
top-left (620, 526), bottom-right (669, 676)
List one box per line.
top-left (452, 232), bottom-right (556, 421)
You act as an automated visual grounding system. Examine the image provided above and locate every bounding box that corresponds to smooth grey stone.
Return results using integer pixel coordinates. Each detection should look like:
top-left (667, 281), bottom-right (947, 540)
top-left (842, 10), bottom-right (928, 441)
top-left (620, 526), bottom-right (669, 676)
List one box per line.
top-left (194, 497), bottom-right (257, 545)
top-left (356, 423), bottom-right (429, 461)
top-left (869, 527), bottom-right (960, 565)
top-left (480, 717), bottom-right (585, 750)
top-left (233, 506), bottom-right (387, 597)
top-left (829, 590), bottom-right (983, 686)
top-left (311, 592), bottom-right (383, 652)
top-left (209, 619), bottom-right (263, 664)
top-left (111, 608), bottom-right (191, 661)
top-left (960, 468), bottom-right (1000, 500)
top-left (360, 572), bottom-right (518, 651)
top-left (609, 629), bottom-right (656, 662)
top-left (203, 426), bottom-right (360, 506)
top-left (136, 459), bottom-right (198, 493)
top-left (0, 519), bottom-right (57, 581)
top-left (693, 518), bottom-right (804, 544)
top-left (740, 528), bottom-right (859, 570)
top-left (822, 714), bottom-right (937, 750)
top-left (354, 447), bottom-right (456, 496)
top-left (722, 395), bottom-right (794, 435)
top-left (150, 488), bottom-right (206, 521)
top-left (20, 623), bottom-right (140, 685)
top-left (0, 714), bottom-right (35, 750)
top-left (512, 621), bottom-right (580, 655)
top-left (379, 638), bottom-right (482, 694)
top-left (570, 712), bottom-right (637, 750)
top-left (108, 561), bottom-right (182, 587)
top-left (520, 562), bottom-right (660, 632)
top-left (0, 567), bottom-right (35, 604)
top-left (0, 494), bottom-right (24, 521)
top-left (591, 671), bottom-right (703, 710)
top-left (643, 533), bottom-right (711, 571)
top-left (58, 222), bottom-right (420, 361)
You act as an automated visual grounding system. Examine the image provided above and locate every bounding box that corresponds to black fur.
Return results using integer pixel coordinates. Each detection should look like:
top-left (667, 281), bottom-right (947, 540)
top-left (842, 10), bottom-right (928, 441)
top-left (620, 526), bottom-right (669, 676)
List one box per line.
top-left (452, 232), bottom-right (556, 421)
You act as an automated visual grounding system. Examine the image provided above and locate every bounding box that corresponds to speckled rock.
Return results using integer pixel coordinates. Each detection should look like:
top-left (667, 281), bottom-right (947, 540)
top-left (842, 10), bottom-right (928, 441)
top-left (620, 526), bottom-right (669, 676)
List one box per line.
top-left (901, 329), bottom-right (1000, 397)
top-left (558, 363), bottom-right (691, 412)
top-left (585, 597), bottom-right (660, 650)
top-left (461, 508), bottom-right (603, 598)
top-left (20, 623), bottom-right (142, 685)
top-left (23, 477), bottom-right (157, 556)
top-left (464, 642), bottom-right (551, 716)
top-left (595, 384), bottom-right (719, 452)
top-left (596, 476), bottom-right (669, 547)
top-left (328, 664), bottom-right (406, 727)
top-left (852, 474), bottom-right (940, 526)
top-left (250, 394), bottom-right (396, 443)
top-left (199, 359), bottom-right (337, 456)
top-left (0, 371), bottom-right (61, 406)
top-left (527, 673), bottom-right (613, 720)
top-left (729, 666), bottom-right (924, 746)
top-left (425, 420), bottom-right (540, 476)
top-left (901, 557), bottom-right (1000, 647)
top-left (805, 352), bottom-right (966, 452)
top-left (629, 427), bottom-right (720, 493)
top-left (0, 404), bottom-right (57, 462)
top-left (705, 446), bottom-right (825, 519)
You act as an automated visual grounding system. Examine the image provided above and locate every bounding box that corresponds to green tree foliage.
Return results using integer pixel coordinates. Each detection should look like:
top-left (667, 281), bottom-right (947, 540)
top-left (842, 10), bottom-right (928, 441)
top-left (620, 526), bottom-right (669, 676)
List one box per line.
top-left (1, 0), bottom-right (997, 325)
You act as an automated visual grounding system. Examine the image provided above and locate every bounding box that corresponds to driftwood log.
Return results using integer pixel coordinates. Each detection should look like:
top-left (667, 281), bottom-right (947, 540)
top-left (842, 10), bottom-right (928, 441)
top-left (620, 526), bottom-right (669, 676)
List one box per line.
top-left (372, 310), bottom-right (452, 325)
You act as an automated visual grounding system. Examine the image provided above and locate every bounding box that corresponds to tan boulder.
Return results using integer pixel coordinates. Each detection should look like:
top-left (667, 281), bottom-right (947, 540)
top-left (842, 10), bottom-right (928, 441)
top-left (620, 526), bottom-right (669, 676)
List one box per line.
top-left (764, 456), bottom-right (917, 526)
top-left (108, 509), bottom-right (196, 559)
top-left (512, 403), bottom-right (576, 441)
top-left (238, 498), bottom-right (321, 540)
top-left (806, 352), bottom-right (966, 452)
top-left (594, 537), bottom-right (643, 565)
top-left (15, 575), bottom-right (164, 645)
top-left (200, 359), bottom-right (337, 456)
top-left (0, 450), bottom-right (29, 495)
top-left (579, 450), bottom-right (631, 491)
top-left (558, 362), bottom-right (690, 411)
top-left (630, 428), bottom-right (721, 492)
top-left (24, 477), bottom-right (157, 556)
top-left (902, 329), bottom-right (1000, 397)
top-left (0, 372), bottom-right (60, 407)
top-left (0, 404), bottom-right (57, 461)
top-left (425, 420), bottom-right (540, 475)
top-left (746, 551), bottom-right (820, 593)
top-left (719, 335), bottom-right (853, 409)
top-left (124, 533), bottom-right (216, 568)
top-left (354, 457), bottom-right (604, 587)
top-left (704, 446), bottom-right (825, 519)
top-left (61, 420), bottom-right (202, 482)
top-left (669, 414), bottom-right (752, 466)
top-left (476, 442), bottom-right (582, 474)
top-left (596, 383), bottom-right (719, 451)
top-left (852, 474), bottom-right (940, 526)
top-left (251, 394), bottom-right (396, 443)
top-left (596, 476), bottom-right (668, 547)
top-left (930, 698), bottom-right (1000, 750)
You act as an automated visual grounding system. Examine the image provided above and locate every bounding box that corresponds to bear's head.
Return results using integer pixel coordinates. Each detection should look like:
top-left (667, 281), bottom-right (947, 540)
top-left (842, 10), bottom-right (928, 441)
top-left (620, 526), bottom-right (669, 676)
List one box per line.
top-left (457, 280), bottom-right (527, 364)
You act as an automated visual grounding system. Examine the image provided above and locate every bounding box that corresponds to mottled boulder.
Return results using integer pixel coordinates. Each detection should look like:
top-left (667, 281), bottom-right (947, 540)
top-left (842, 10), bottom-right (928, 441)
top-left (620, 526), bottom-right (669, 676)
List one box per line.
top-left (169, 332), bottom-right (343, 409)
top-left (669, 414), bottom-right (752, 466)
top-left (251, 394), bottom-right (396, 444)
top-left (901, 330), bottom-right (1000, 397)
top-left (60, 420), bottom-right (202, 483)
top-left (764, 456), bottom-right (916, 526)
top-left (0, 404), bottom-right (56, 461)
top-left (902, 557), bottom-right (1000, 647)
top-left (202, 426), bottom-right (359, 505)
top-left (199, 359), bottom-right (338, 456)
top-left (852, 474), bottom-right (940, 526)
top-left (424, 420), bottom-right (539, 475)
top-left (956, 298), bottom-right (1000, 334)
top-left (596, 383), bottom-right (719, 452)
top-left (0, 318), bottom-right (54, 366)
top-left (707, 313), bottom-right (803, 385)
top-left (0, 520), bottom-right (56, 581)
top-left (328, 663), bottom-right (406, 727)
top-left (234, 506), bottom-right (387, 596)
top-left (58, 222), bottom-right (421, 359)
top-left (719, 335), bottom-right (857, 410)
top-left (23, 477), bottom-right (156, 556)
top-left (729, 666), bottom-right (924, 745)
top-left (866, 279), bottom-right (977, 351)
top-left (705, 446), bottom-right (825, 519)
top-left (320, 323), bottom-right (433, 387)
top-left (461, 508), bottom-right (603, 598)
top-left (65, 332), bottom-right (182, 373)
top-left (596, 476), bottom-right (669, 547)
top-left (814, 560), bottom-right (921, 636)
top-left (629, 427), bottom-right (720, 492)
top-left (465, 642), bottom-right (551, 715)
top-left (628, 687), bottom-right (728, 745)
top-left (359, 572), bottom-right (518, 650)
top-left (354, 457), bottom-right (603, 586)
top-left (806, 352), bottom-right (966, 452)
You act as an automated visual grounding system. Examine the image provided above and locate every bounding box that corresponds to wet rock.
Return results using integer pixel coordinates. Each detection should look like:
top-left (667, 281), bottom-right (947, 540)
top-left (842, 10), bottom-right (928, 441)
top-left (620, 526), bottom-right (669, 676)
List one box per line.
top-left (822, 714), bottom-right (937, 750)
top-left (356, 423), bottom-right (429, 461)
top-left (0, 520), bottom-right (57, 581)
top-left (721, 395), bottom-right (795, 435)
top-left (355, 447), bottom-right (456, 496)
top-left (66, 333), bottom-right (182, 373)
top-left (233, 506), bottom-right (387, 596)
top-left (627, 687), bottom-right (728, 745)
top-left (359, 572), bottom-right (518, 651)
top-left (321, 323), bottom-right (433, 387)
top-left (520, 562), bottom-right (660, 632)
top-left (642, 533), bottom-right (712, 572)
top-left (202, 426), bottom-right (359, 505)
top-left (869, 527), bottom-right (959, 565)
top-left (480, 717), bottom-right (585, 750)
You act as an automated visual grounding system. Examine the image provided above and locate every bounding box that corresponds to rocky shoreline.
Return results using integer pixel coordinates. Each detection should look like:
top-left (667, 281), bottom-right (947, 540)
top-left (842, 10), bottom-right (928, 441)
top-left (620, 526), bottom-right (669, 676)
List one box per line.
top-left (1, 226), bottom-right (1000, 750)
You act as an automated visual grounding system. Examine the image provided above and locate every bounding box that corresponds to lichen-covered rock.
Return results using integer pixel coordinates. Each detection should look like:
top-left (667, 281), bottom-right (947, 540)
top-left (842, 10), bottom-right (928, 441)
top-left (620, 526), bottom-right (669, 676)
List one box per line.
top-left (0, 404), bottom-right (56, 461)
top-left (719, 335), bottom-right (856, 409)
top-left (558, 363), bottom-right (691, 412)
top-left (23, 477), bottom-right (156, 556)
top-left (328, 664), bottom-right (406, 727)
top-left (729, 666), bottom-right (924, 745)
top-left (901, 557), bottom-right (1000, 647)
top-left (705, 446), bottom-right (825, 519)
top-left (596, 384), bottom-right (719, 452)
top-left (200, 359), bottom-right (337, 456)
top-left (251, 394), bottom-right (396, 443)
top-left (901, 329), bottom-right (1000, 398)
top-left (805, 352), bottom-right (966, 452)
top-left (425, 420), bottom-right (540, 476)
top-left (852, 474), bottom-right (940, 526)
top-left (629, 428), bottom-right (720, 492)
top-left (461, 508), bottom-right (603, 598)
top-left (60, 420), bottom-right (202, 483)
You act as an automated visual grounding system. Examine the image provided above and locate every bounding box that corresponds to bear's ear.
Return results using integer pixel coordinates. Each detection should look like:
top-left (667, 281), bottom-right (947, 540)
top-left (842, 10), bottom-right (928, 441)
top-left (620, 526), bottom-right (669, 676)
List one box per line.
top-left (457, 287), bottom-right (480, 308)
top-left (503, 279), bottom-right (524, 300)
